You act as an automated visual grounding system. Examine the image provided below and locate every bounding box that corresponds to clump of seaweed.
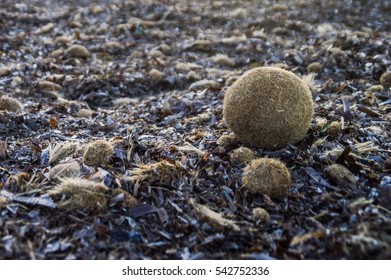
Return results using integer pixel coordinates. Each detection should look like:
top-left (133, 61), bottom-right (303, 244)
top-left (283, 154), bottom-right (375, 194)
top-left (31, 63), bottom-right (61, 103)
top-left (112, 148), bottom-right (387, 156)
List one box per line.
top-left (49, 161), bottom-right (82, 181)
top-left (48, 142), bottom-right (79, 165)
top-left (128, 160), bottom-right (185, 186)
top-left (49, 178), bottom-right (107, 213)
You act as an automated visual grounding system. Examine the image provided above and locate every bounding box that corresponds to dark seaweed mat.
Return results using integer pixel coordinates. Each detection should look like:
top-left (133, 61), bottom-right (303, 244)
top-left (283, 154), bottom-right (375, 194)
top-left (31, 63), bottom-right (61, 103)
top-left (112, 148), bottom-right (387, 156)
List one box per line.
top-left (0, 0), bottom-right (390, 259)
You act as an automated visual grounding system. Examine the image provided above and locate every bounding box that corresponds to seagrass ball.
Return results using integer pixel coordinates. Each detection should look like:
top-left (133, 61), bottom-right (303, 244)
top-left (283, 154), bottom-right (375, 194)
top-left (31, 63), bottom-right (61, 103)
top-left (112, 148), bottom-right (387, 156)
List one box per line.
top-left (252, 207), bottom-right (270, 223)
top-left (82, 140), bottom-right (114, 166)
top-left (242, 158), bottom-right (291, 197)
top-left (223, 67), bottom-right (314, 150)
top-left (230, 147), bottom-right (256, 165)
top-left (380, 72), bottom-right (391, 89)
top-left (0, 96), bottom-right (23, 112)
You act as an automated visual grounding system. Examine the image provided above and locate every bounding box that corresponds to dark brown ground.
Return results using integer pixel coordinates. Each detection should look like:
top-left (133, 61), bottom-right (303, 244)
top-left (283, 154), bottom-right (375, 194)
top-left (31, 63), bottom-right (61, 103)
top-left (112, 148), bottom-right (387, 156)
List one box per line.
top-left (0, 0), bottom-right (390, 259)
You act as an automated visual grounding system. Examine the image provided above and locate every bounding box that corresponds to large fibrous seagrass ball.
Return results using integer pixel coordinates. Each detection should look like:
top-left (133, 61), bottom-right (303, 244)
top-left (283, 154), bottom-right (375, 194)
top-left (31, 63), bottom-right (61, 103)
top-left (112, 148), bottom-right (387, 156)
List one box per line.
top-left (223, 67), bottom-right (314, 150)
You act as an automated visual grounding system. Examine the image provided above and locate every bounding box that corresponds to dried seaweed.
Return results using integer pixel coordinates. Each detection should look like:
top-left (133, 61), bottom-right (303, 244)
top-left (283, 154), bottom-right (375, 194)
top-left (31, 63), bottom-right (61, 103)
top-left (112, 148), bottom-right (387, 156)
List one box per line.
top-left (0, 190), bottom-right (56, 208)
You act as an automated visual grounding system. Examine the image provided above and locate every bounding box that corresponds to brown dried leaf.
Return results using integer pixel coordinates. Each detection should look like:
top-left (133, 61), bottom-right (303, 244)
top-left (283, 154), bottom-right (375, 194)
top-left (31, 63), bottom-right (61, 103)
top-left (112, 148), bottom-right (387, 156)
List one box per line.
top-left (349, 197), bottom-right (373, 213)
top-left (290, 230), bottom-right (325, 246)
top-left (189, 198), bottom-right (240, 231)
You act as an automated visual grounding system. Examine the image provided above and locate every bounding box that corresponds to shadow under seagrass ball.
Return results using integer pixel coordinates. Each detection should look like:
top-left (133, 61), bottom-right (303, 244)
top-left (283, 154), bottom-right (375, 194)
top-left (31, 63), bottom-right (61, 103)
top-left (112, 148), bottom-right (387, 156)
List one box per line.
top-left (242, 158), bottom-right (291, 198)
top-left (223, 67), bottom-right (314, 150)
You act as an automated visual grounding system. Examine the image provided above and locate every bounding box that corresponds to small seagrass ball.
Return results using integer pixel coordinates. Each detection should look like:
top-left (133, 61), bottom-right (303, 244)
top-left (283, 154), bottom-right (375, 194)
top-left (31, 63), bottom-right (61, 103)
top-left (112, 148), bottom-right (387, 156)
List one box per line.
top-left (252, 207), bottom-right (270, 224)
top-left (242, 158), bottom-right (291, 197)
top-left (230, 146), bottom-right (256, 165)
top-left (82, 140), bottom-right (114, 166)
top-left (0, 96), bottom-right (23, 112)
top-left (223, 67), bottom-right (314, 150)
top-left (380, 72), bottom-right (391, 89)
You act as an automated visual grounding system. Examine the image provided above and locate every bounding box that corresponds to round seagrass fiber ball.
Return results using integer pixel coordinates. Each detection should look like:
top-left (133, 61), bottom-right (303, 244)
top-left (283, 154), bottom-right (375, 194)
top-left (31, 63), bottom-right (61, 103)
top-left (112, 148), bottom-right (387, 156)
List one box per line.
top-left (223, 67), bottom-right (314, 150)
top-left (242, 158), bottom-right (291, 197)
